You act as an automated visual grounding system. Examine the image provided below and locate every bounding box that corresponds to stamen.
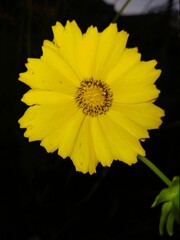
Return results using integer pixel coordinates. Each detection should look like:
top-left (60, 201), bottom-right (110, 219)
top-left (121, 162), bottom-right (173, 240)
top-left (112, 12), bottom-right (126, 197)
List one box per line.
top-left (75, 78), bottom-right (113, 117)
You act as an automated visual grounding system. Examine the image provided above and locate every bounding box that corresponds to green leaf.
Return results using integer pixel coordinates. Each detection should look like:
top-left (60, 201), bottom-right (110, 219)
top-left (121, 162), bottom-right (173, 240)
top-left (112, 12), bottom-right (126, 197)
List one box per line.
top-left (172, 194), bottom-right (180, 224)
top-left (152, 177), bottom-right (179, 207)
top-left (153, 176), bottom-right (180, 236)
top-left (159, 202), bottom-right (172, 235)
top-left (166, 211), bottom-right (175, 236)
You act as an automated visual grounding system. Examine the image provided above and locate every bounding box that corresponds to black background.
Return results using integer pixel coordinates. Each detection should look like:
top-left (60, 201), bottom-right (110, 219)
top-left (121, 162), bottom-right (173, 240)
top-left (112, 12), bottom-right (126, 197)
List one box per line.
top-left (0, 0), bottom-right (179, 239)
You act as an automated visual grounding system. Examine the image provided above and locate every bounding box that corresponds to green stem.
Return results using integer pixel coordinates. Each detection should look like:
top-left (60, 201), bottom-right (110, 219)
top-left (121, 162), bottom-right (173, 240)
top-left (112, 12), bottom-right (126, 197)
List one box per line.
top-left (138, 155), bottom-right (172, 187)
top-left (111, 0), bottom-right (132, 23)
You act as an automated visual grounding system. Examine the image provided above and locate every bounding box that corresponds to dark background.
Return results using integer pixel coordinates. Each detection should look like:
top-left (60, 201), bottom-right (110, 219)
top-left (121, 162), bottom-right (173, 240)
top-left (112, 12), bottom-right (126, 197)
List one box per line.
top-left (0, 0), bottom-right (179, 239)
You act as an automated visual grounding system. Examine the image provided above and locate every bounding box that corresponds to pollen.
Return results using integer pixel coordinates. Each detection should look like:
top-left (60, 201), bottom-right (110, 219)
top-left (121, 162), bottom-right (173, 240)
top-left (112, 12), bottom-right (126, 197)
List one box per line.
top-left (75, 78), bottom-right (113, 117)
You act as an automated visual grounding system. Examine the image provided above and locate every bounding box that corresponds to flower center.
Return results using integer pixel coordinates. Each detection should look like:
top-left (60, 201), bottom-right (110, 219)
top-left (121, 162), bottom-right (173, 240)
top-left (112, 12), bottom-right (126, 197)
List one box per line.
top-left (75, 78), bottom-right (113, 117)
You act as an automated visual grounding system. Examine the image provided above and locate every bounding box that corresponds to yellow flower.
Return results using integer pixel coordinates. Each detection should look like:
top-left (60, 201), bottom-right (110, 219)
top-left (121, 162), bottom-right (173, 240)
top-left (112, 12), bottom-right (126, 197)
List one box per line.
top-left (18, 20), bottom-right (164, 174)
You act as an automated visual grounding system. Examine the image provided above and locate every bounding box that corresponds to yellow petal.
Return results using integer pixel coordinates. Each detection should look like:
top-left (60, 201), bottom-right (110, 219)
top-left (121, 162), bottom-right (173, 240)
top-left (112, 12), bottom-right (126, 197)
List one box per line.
top-left (111, 60), bottom-right (161, 89)
top-left (19, 105), bottom-right (57, 141)
top-left (19, 99), bottom-right (75, 142)
top-left (41, 44), bottom-right (80, 84)
top-left (112, 102), bottom-right (165, 129)
top-left (91, 117), bottom-right (114, 167)
top-left (93, 24), bottom-right (129, 80)
top-left (40, 108), bottom-right (84, 154)
top-left (56, 111), bottom-right (85, 158)
top-left (19, 57), bottom-right (78, 95)
top-left (52, 21), bottom-right (64, 48)
top-left (76, 26), bottom-right (98, 79)
top-left (52, 20), bottom-right (82, 78)
top-left (108, 107), bottom-right (149, 140)
top-left (106, 47), bottom-right (141, 84)
top-left (110, 60), bottom-right (161, 103)
top-left (71, 117), bottom-right (98, 174)
top-left (21, 90), bottom-right (73, 106)
top-left (99, 115), bottom-right (145, 165)
top-left (113, 84), bottom-right (161, 103)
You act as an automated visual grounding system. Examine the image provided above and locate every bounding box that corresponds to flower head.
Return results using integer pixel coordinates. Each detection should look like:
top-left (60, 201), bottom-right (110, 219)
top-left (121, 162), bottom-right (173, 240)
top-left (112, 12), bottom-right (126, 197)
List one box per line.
top-left (19, 20), bottom-right (164, 174)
